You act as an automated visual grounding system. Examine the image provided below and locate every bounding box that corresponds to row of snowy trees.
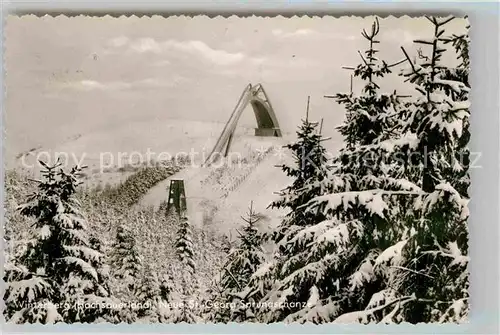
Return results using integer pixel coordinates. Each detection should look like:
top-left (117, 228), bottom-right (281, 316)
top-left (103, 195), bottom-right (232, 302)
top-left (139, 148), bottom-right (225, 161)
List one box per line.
top-left (4, 161), bottom-right (199, 324)
top-left (211, 16), bottom-right (470, 324)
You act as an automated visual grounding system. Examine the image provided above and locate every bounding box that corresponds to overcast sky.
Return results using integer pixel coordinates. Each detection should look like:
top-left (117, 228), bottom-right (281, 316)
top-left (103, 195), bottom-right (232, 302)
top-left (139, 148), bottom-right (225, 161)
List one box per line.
top-left (5, 15), bottom-right (468, 160)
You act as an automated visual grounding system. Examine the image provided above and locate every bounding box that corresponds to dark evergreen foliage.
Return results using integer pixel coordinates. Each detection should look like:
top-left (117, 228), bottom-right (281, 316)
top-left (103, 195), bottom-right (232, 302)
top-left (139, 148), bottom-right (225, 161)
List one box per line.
top-left (4, 161), bottom-right (115, 323)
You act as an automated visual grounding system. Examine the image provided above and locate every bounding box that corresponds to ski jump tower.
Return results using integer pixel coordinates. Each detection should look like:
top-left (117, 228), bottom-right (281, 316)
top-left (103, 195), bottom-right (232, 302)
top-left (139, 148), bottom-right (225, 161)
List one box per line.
top-left (204, 83), bottom-right (282, 166)
top-left (167, 179), bottom-right (187, 215)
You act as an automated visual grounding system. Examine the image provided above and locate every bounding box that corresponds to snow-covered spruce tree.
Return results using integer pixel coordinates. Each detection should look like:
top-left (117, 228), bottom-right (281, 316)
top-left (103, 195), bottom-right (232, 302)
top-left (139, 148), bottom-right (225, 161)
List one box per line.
top-left (380, 16), bottom-right (470, 323)
top-left (287, 16), bottom-right (470, 324)
top-left (111, 224), bottom-right (143, 292)
top-left (439, 18), bottom-right (470, 198)
top-left (176, 211), bottom-right (196, 274)
top-left (212, 202), bottom-right (266, 322)
top-left (244, 19), bottom-right (410, 324)
top-left (203, 274), bottom-right (232, 323)
top-left (107, 224), bottom-right (144, 323)
top-left (235, 97), bottom-right (330, 323)
top-left (269, 96), bottom-right (330, 244)
top-left (134, 264), bottom-right (161, 322)
top-left (167, 273), bottom-right (197, 323)
top-left (169, 211), bottom-right (197, 323)
top-left (289, 16), bottom-right (470, 324)
top-left (334, 18), bottom-right (397, 149)
top-left (224, 203), bottom-right (265, 290)
top-left (156, 274), bottom-right (176, 323)
top-left (87, 235), bottom-right (118, 323)
top-left (4, 161), bottom-right (115, 324)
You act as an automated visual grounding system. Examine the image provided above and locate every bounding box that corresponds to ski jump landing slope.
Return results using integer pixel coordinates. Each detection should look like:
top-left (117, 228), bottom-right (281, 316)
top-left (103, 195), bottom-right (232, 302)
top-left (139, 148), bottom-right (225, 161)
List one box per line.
top-left (139, 133), bottom-right (293, 238)
top-left (141, 83), bottom-right (292, 238)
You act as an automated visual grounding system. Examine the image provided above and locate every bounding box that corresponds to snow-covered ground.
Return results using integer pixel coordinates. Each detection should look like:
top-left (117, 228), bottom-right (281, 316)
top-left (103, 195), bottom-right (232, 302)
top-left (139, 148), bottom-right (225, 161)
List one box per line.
top-left (11, 116), bottom-right (343, 241)
top-left (139, 132), bottom-right (294, 240)
top-left (12, 118), bottom-right (227, 172)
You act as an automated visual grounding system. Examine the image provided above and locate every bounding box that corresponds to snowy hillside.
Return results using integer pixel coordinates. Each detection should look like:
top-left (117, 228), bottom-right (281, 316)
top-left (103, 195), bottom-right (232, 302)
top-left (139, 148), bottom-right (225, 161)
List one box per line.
top-left (11, 112), bottom-right (344, 243)
top-left (4, 15), bottom-right (471, 325)
top-left (12, 109), bottom-right (341, 240)
top-left (14, 118), bottom-right (291, 181)
top-left (139, 133), bottom-right (296, 238)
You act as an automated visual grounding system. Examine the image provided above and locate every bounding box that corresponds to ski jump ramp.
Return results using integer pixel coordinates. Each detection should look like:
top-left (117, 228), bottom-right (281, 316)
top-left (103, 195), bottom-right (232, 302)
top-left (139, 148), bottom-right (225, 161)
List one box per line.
top-left (204, 83), bottom-right (282, 166)
top-left (156, 83), bottom-right (289, 232)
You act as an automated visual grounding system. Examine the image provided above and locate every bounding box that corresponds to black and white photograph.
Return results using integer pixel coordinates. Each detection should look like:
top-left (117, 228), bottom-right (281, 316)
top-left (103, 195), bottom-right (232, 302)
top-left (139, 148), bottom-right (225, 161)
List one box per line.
top-left (4, 14), bottom-right (470, 324)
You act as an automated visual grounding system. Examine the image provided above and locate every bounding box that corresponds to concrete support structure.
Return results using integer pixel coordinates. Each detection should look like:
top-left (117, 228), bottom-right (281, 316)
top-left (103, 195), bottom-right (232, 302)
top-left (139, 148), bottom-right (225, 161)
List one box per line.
top-left (167, 179), bottom-right (187, 215)
top-left (204, 83), bottom-right (282, 166)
